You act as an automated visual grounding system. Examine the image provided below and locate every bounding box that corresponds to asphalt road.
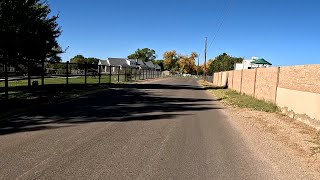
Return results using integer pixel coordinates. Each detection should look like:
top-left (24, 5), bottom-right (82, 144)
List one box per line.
top-left (0, 78), bottom-right (300, 179)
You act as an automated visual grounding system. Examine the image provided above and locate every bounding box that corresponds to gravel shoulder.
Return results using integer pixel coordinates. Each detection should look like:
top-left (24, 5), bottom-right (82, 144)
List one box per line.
top-left (201, 80), bottom-right (320, 178)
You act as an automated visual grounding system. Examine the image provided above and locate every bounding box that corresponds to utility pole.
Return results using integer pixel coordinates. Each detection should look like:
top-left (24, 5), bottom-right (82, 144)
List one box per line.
top-left (204, 37), bottom-right (208, 80)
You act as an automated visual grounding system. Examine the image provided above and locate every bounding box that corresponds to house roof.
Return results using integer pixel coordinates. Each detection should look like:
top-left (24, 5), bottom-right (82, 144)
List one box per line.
top-left (98, 60), bottom-right (110, 66)
top-left (108, 58), bottom-right (130, 67)
top-left (144, 61), bottom-right (155, 69)
top-left (251, 58), bottom-right (272, 65)
top-left (154, 64), bottom-right (161, 70)
top-left (137, 60), bottom-right (149, 69)
top-left (127, 59), bottom-right (140, 68)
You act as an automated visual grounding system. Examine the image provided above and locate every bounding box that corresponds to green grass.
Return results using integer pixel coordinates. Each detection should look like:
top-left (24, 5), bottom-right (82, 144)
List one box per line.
top-left (209, 89), bottom-right (279, 113)
top-left (0, 75), bottom-right (131, 88)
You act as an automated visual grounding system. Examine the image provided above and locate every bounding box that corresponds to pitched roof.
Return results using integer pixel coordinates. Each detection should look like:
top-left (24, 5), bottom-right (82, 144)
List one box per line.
top-left (144, 61), bottom-right (155, 69)
top-left (98, 60), bottom-right (110, 66)
top-left (108, 58), bottom-right (130, 67)
top-left (154, 64), bottom-right (161, 70)
top-left (137, 60), bottom-right (149, 69)
top-left (251, 58), bottom-right (272, 65)
top-left (127, 59), bottom-right (140, 68)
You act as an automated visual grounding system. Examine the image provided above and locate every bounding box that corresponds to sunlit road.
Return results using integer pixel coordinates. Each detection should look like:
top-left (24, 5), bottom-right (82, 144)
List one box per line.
top-left (0, 78), bottom-right (301, 179)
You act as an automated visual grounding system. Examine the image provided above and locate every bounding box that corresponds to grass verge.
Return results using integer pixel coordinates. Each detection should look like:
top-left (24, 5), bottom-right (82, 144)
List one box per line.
top-left (209, 89), bottom-right (279, 112)
top-left (199, 80), bottom-right (278, 113)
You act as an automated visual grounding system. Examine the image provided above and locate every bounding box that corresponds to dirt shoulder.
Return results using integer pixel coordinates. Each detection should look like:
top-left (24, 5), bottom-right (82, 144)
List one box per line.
top-left (200, 80), bottom-right (320, 177)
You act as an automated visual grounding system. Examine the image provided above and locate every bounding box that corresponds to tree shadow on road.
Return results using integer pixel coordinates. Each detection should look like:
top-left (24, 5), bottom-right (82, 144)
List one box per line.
top-left (0, 83), bottom-right (222, 136)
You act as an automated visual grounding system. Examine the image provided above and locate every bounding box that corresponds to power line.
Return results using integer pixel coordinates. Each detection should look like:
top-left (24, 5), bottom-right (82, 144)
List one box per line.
top-left (207, 0), bottom-right (231, 39)
top-left (207, 0), bottom-right (234, 50)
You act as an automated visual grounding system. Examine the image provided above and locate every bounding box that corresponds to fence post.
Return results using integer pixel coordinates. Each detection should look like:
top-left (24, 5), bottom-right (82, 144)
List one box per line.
top-left (139, 69), bottom-right (141, 80)
top-left (98, 65), bottom-right (101, 84)
top-left (118, 66), bottom-right (120, 82)
top-left (4, 61), bottom-right (8, 100)
top-left (124, 67), bottom-right (127, 81)
top-left (135, 68), bottom-right (137, 81)
top-left (41, 60), bottom-right (45, 87)
top-left (130, 68), bottom-right (133, 81)
top-left (143, 69), bottom-right (145, 79)
top-left (28, 61), bottom-right (31, 88)
top-left (66, 61), bottom-right (69, 86)
top-left (109, 65), bottom-right (112, 84)
top-left (84, 62), bottom-right (87, 86)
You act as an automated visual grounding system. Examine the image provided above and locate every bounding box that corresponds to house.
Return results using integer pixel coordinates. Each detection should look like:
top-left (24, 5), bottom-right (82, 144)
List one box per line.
top-left (98, 58), bottom-right (162, 73)
top-left (235, 57), bottom-right (272, 70)
top-left (0, 64), bottom-right (16, 74)
top-left (162, 70), bottom-right (170, 76)
top-left (107, 58), bottom-right (131, 72)
top-left (154, 64), bottom-right (161, 71)
top-left (98, 60), bottom-right (110, 73)
top-left (144, 61), bottom-right (155, 70)
top-left (127, 59), bottom-right (140, 69)
top-left (137, 60), bottom-right (149, 70)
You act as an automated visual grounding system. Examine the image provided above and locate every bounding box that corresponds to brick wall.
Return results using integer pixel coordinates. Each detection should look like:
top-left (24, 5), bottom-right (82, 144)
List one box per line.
top-left (278, 65), bottom-right (320, 94)
top-left (255, 67), bottom-right (279, 103)
top-left (241, 69), bottom-right (256, 96)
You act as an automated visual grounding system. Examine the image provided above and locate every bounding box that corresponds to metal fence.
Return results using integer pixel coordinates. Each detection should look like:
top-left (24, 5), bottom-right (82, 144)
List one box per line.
top-left (205, 75), bottom-right (213, 83)
top-left (0, 61), bottom-right (162, 100)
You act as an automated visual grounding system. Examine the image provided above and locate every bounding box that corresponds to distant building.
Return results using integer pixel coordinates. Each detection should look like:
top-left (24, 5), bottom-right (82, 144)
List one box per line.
top-left (235, 57), bottom-right (272, 70)
top-left (98, 58), bottom-right (162, 73)
top-left (0, 64), bottom-right (17, 74)
top-left (162, 70), bottom-right (170, 76)
top-left (144, 61), bottom-right (155, 70)
top-left (98, 60), bottom-right (110, 73)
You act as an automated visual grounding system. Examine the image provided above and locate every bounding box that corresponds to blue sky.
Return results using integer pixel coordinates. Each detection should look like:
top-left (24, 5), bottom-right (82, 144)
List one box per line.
top-left (50, 0), bottom-right (320, 66)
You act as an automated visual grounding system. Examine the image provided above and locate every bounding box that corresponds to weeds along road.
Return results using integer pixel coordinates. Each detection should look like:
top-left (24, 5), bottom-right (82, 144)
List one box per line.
top-left (0, 78), bottom-right (318, 179)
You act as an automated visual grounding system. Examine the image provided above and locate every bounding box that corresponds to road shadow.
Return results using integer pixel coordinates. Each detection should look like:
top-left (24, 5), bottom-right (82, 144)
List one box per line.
top-left (0, 83), bottom-right (222, 136)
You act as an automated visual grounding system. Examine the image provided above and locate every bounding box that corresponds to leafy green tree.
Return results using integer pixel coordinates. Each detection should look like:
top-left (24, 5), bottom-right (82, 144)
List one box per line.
top-left (128, 48), bottom-right (156, 62)
top-left (70, 55), bottom-right (100, 69)
top-left (154, 60), bottom-right (164, 70)
top-left (207, 53), bottom-right (243, 74)
top-left (86, 57), bottom-right (100, 65)
top-left (70, 55), bottom-right (86, 64)
top-left (0, 0), bottom-right (62, 66)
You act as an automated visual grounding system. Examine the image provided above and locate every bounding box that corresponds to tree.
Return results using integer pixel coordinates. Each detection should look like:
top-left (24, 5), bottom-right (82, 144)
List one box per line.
top-left (154, 60), bottom-right (164, 70)
top-left (70, 55), bottom-right (100, 69)
top-left (86, 57), bottom-right (100, 65)
top-left (163, 50), bottom-right (179, 72)
top-left (0, 0), bottom-right (62, 66)
top-left (70, 55), bottom-right (86, 64)
top-left (178, 52), bottom-right (198, 74)
top-left (207, 53), bottom-right (243, 75)
top-left (128, 48), bottom-right (156, 62)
